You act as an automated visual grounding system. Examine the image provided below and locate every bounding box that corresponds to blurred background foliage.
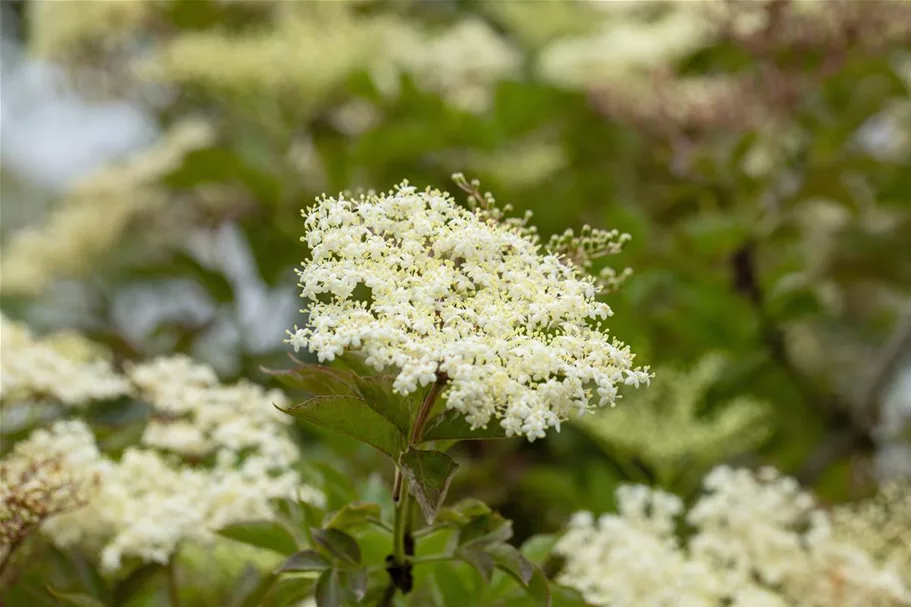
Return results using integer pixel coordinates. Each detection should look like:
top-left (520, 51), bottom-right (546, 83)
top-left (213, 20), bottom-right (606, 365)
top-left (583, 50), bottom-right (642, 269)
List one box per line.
top-left (1, 0), bottom-right (910, 603)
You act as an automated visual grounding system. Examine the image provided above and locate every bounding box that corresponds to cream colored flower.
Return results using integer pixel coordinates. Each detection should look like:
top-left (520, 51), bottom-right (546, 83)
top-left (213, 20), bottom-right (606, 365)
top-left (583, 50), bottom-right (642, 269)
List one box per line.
top-left (0, 120), bottom-right (213, 296)
top-left (0, 315), bottom-right (131, 406)
top-left (288, 179), bottom-right (649, 441)
top-left (557, 466), bottom-right (911, 607)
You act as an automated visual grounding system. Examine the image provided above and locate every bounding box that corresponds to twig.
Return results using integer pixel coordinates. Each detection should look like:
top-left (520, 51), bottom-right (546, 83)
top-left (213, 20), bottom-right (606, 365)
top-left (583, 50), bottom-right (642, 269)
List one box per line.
top-left (855, 301), bottom-right (911, 416)
top-left (729, 243), bottom-right (880, 484)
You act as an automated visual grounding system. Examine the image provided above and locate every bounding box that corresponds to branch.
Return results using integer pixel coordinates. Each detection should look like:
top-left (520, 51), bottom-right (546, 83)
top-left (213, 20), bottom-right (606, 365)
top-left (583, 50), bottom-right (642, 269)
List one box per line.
top-left (855, 300), bottom-right (911, 416)
top-left (729, 243), bottom-right (880, 484)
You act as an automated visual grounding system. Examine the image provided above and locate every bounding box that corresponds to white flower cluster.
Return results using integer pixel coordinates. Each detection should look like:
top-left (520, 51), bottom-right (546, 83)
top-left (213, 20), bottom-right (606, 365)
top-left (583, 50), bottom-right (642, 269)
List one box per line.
top-left (287, 180), bottom-right (649, 441)
top-left (832, 481), bottom-right (911, 583)
top-left (126, 355), bottom-right (296, 466)
top-left (140, 8), bottom-right (380, 114)
top-left (537, 5), bottom-right (711, 90)
top-left (556, 466), bottom-right (911, 607)
top-left (0, 120), bottom-right (213, 296)
top-left (0, 315), bottom-right (132, 406)
top-left (28, 0), bottom-right (152, 62)
top-left (394, 18), bottom-right (522, 113)
top-left (0, 334), bottom-right (323, 573)
top-left (0, 421), bottom-right (101, 563)
top-left (558, 486), bottom-right (722, 605)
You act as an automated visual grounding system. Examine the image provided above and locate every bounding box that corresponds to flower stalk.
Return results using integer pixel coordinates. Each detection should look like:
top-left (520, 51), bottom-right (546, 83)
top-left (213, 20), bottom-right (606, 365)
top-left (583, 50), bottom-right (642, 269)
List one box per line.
top-left (388, 375), bottom-right (448, 594)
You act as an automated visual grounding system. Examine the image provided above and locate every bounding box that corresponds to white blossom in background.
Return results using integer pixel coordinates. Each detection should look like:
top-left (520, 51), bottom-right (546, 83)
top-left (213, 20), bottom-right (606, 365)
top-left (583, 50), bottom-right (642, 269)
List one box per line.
top-left (126, 355), bottom-right (297, 470)
top-left (0, 323), bottom-right (324, 573)
top-left (138, 6), bottom-right (382, 114)
top-left (0, 420), bottom-right (103, 562)
top-left (556, 466), bottom-right (911, 607)
top-left (0, 119), bottom-right (213, 296)
top-left (832, 480), bottom-right (911, 583)
top-left (557, 488), bottom-right (725, 606)
top-left (27, 0), bottom-right (152, 63)
top-left (0, 314), bottom-right (132, 405)
top-left (287, 180), bottom-right (649, 442)
top-left (538, 5), bottom-right (710, 90)
top-left (399, 18), bottom-right (522, 113)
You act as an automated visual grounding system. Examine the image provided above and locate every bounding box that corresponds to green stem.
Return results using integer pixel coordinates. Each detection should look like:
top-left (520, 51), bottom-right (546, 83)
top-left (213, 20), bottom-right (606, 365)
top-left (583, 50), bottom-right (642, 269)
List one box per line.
top-left (387, 375), bottom-right (449, 597)
top-left (393, 374), bottom-right (447, 562)
top-left (392, 483), bottom-right (411, 565)
top-left (167, 556), bottom-right (181, 607)
top-left (392, 467), bottom-right (404, 503)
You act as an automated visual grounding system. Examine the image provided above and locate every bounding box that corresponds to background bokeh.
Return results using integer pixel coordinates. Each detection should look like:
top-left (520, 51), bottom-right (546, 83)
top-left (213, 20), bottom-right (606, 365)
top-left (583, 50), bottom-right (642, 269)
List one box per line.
top-left (1, 0), bottom-right (910, 604)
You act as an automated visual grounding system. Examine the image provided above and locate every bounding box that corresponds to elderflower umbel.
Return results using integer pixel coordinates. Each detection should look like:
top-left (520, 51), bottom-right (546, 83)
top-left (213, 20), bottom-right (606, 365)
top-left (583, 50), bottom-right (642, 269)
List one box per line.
top-left (0, 421), bottom-right (101, 562)
top-left (832, 481), bottom-right (911, 583)
top-left (0, 120), bottom-right (213, 296)
top-left (287, 180), bottom-right (649, 441)
top-left (126, 355), bottom-right (298, 469)
top-left (0, 321), bottom-right (324, 573)
top-left (0, 314), bottom-right (132, 405)
top-left (556, 466), bottom-right (911, 607)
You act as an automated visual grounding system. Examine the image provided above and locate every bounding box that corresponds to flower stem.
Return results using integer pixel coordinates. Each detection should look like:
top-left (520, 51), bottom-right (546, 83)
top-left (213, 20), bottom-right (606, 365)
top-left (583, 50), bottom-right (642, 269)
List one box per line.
top-left (392, 484), bottom-right (411, 564)
top-left (387, 375), bottom-right (448, 596)
top-left (167, 556), bottom-right (181, 607)
top-left (409, 374), bottom-right (447, 446)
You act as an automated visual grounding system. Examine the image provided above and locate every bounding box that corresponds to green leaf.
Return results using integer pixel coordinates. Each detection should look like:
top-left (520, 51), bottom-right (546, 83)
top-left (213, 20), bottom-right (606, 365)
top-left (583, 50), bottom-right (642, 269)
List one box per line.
top-left (519, 534), bottom-right (558, 567)
top-left (239, 574), bottom-right (280, 607)
top-left (261, 576), bottom-right (316, 607)
top-left (459, 512), bottom-right (512, 546)
top-left (228, 565), bottom-right (273, 607)
top-left (489, 544), bottom-right (534, 586)
top-left (352, 374), bottom-right (417, 434)
top-left (526, 566), bottom-right (552, 607)
top-left (458, 513), bottom-right (513, 548)
top-left (314, 570), bottom-right (342, 607)
top-left (399, 448), bottom-right (460, 523)
top-left (45, 588), bottom-right (105, 607)
top-left (436, 498), bottom-right (494, 527)
top-left (279, 396), bottom-right (406, 460)
top-left (217, 520), bottom-right (299, 555)
top-left (550, 584), bottom-right (587, 607)
top-left (111, 563), bottom-right (165, 605)
top-left (329, 353), bottom-right (375, 378)
top-left (421, 410), bottom-right (509, 443)
top-left (311, 528), bottom-right (361, 566)
top-left (456, 545), bottom-right (495, 582)
top-left (350, 529), bottom-right (394, 583)
top-left (261, 364), bottom-right (356, 396)
top-left (338, 567), bottom-right (368, 602)
top-left (452, 498), bottom-right (493, 518)
top-left (277, 550), bottom-right (331, 574)
top-left (430, 562), bottom-right (476, 607)
top-left (325, 501), bottom-right (382, 531)
top-left (497, 571), bottom-right (560, 607)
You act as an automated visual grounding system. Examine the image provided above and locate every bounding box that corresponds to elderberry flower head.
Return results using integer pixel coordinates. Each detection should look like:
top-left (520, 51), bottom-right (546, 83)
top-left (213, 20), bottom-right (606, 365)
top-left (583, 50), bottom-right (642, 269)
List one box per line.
top-left (287, 178), bottom-right (650, 442)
